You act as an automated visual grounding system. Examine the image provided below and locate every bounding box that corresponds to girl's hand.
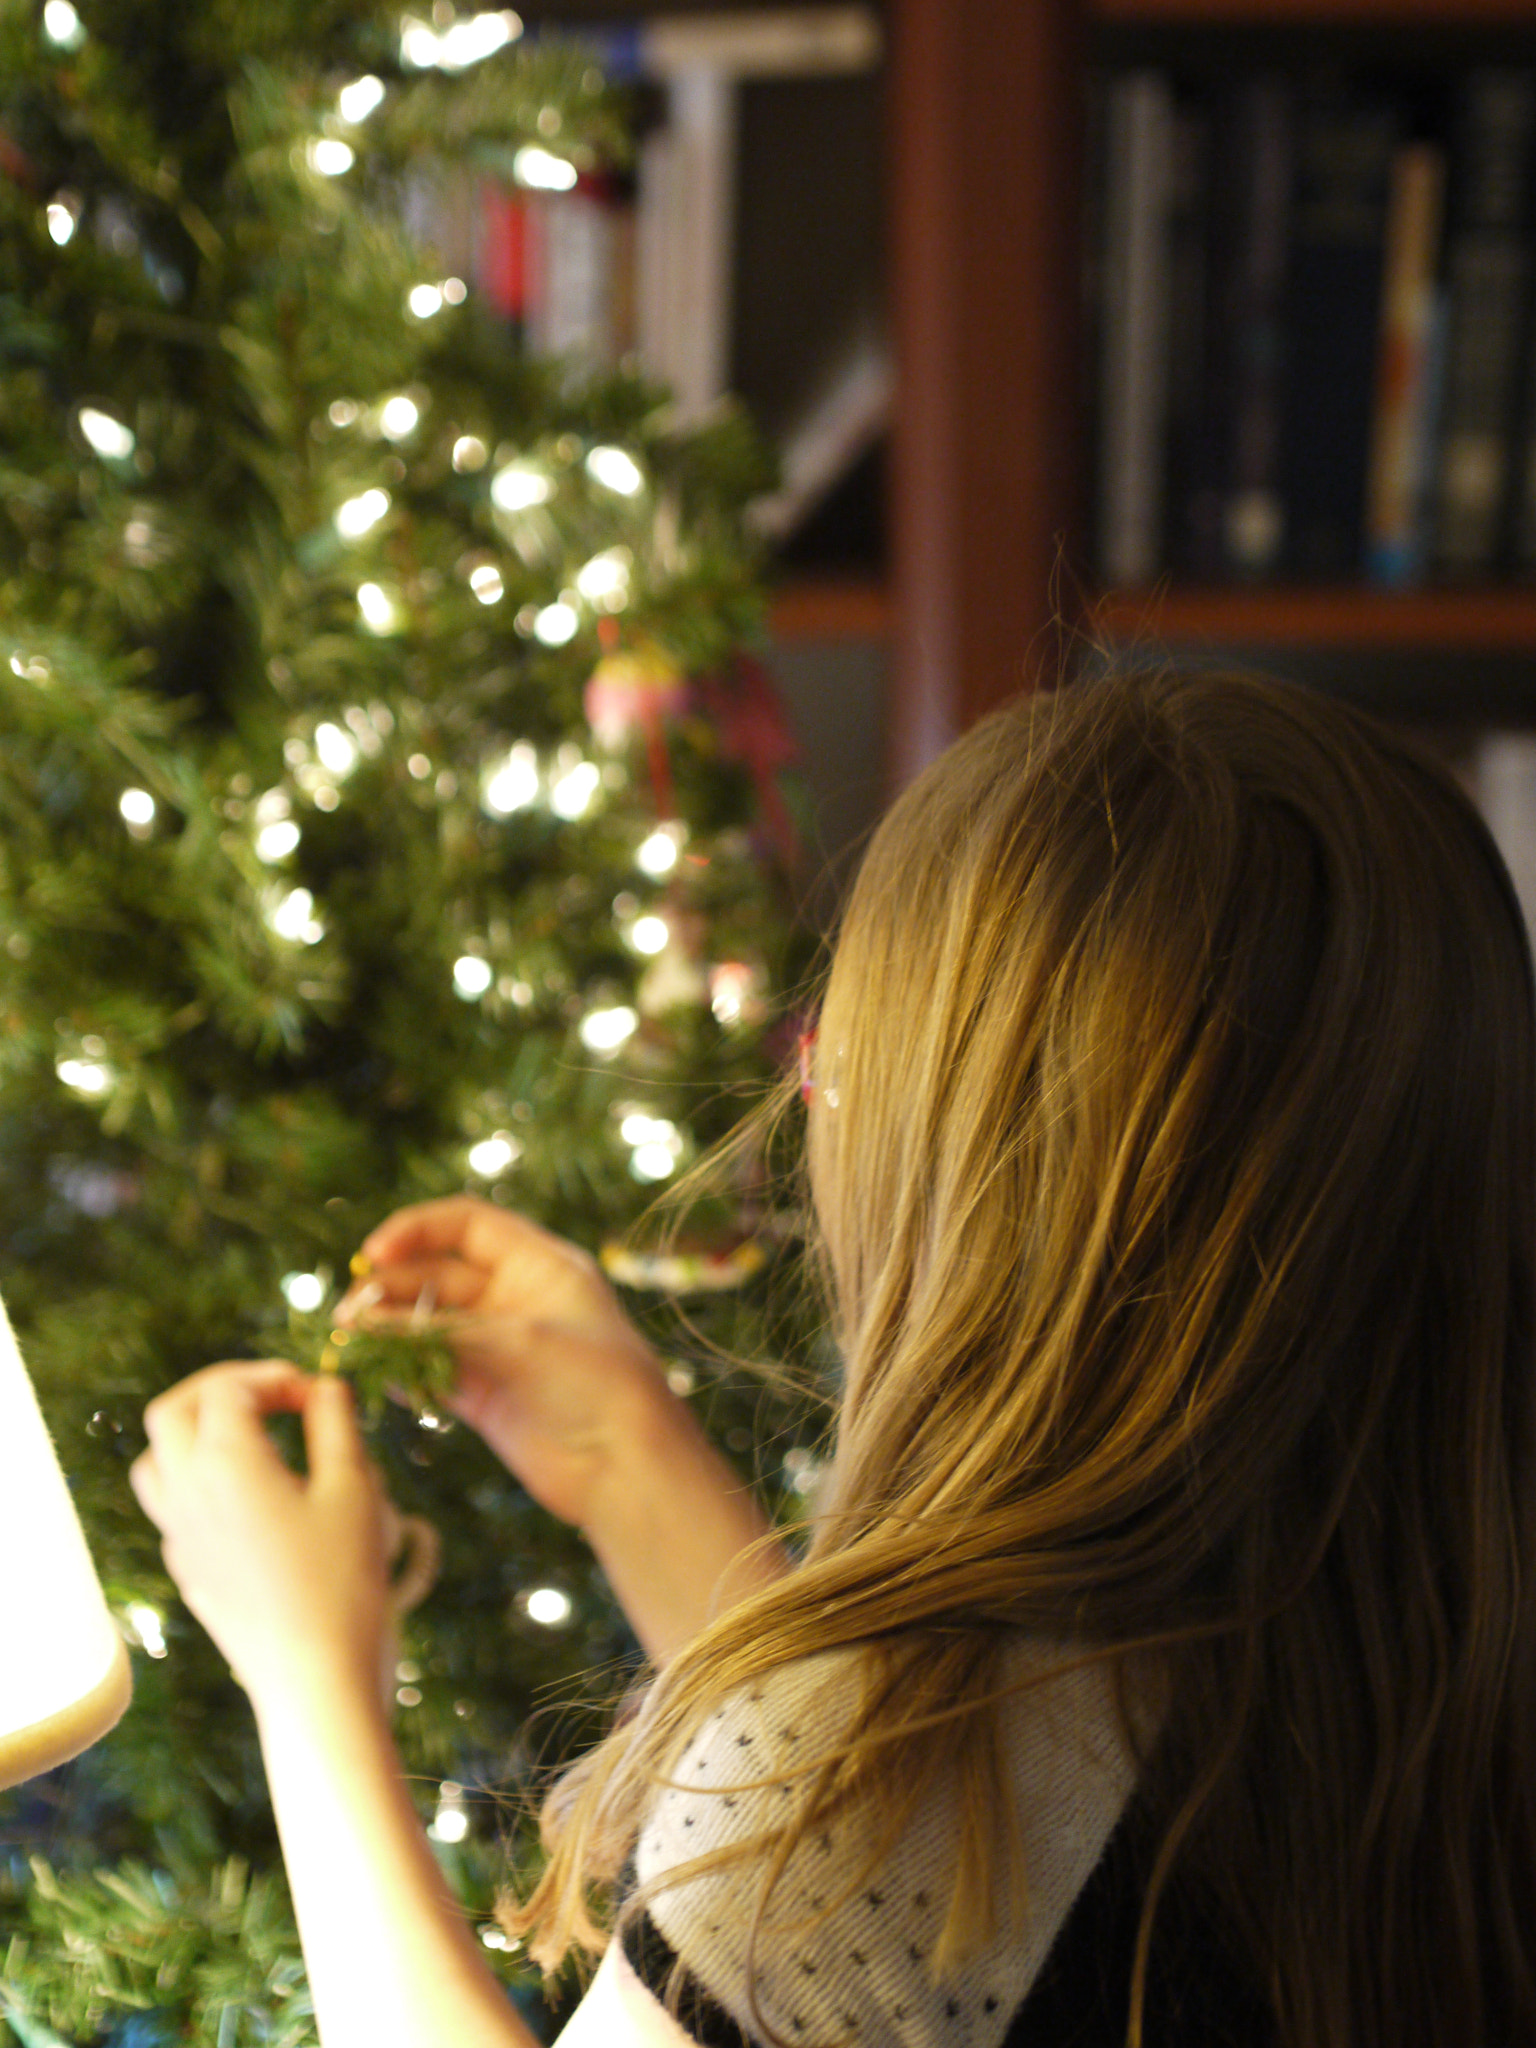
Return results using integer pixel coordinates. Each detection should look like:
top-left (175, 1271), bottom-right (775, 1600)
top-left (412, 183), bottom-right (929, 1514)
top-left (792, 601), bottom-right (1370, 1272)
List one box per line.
top-left (336, 1197), bottom-right (675, 1530)
top-left (130, 1363), bottom-right (391, 1713)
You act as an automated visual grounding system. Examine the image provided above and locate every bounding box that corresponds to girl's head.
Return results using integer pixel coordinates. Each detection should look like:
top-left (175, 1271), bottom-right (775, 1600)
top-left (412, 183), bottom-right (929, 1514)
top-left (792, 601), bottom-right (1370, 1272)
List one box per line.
top-left (808, 669), bottom-right (1535, 1651)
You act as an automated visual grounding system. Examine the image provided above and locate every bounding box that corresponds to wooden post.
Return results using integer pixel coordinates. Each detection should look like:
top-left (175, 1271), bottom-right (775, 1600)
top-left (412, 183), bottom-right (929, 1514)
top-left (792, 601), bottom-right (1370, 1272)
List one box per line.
top-left (887, 0), bottom-right (1087, 786)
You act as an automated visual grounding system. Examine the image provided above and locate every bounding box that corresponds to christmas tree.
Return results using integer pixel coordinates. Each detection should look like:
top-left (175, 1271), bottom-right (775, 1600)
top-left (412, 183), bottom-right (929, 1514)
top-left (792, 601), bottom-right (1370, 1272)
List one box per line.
top-left (0, 5), bottom-right (820, 2040)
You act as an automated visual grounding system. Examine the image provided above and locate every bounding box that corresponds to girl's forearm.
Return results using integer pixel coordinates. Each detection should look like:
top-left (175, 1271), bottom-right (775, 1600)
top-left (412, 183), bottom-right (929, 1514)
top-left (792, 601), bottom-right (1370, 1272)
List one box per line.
top-left (581, 1390), bottom-right (793, 1662)
top-left (253, 1674), bottom-right (540, 2048)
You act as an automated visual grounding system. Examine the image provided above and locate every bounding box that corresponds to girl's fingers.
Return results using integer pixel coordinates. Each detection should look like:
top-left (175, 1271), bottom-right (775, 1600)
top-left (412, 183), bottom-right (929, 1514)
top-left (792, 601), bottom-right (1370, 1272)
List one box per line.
top-left (336, 1256), bottom-right (484, 1317)
top-left (127, 1448), bottom-right (166, 1528)
top-left (360, 1196), bottom-right (547, 1270)
top-left (144, 1361), bottom-right (311, 1471)
top-left (301, 1373), bottom-right (369, 1485)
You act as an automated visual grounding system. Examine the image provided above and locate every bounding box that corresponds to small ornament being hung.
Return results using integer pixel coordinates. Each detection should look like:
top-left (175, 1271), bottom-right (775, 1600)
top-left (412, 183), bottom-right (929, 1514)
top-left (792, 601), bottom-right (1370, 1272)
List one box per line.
top-left (275, 1254), bottom-right (459, 1423)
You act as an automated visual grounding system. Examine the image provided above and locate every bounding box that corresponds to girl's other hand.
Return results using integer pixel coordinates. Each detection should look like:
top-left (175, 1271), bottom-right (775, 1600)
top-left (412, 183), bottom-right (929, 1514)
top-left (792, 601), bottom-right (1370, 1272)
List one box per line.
top-left (335, 1197), bottom-right (675, 1530)
top-left (130, 1363), bottom-right (391, 1714)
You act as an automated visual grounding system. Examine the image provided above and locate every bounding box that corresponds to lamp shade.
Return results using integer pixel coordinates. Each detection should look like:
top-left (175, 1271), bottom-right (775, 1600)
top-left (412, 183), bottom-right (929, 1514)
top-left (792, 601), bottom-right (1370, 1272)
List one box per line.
top-left (0, 1288), bottom-right (132, 1789)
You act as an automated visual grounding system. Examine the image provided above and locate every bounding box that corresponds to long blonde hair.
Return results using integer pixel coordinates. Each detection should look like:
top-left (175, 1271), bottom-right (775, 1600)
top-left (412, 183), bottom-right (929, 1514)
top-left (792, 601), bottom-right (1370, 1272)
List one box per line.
top-left (512, 670), bottom-right (1536, 2047)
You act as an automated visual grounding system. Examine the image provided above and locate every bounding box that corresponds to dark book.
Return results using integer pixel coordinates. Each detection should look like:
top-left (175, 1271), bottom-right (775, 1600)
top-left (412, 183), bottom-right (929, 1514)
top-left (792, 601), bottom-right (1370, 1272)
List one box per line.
top-left (1279, 78), bottom-right (1403, 580)
top-left (1431, 68), bottom-right (1536, 577)
top-left (1162, 86), bottom-right (1219, 579)
top-left (1221, 73), bottom-right (1296, 581)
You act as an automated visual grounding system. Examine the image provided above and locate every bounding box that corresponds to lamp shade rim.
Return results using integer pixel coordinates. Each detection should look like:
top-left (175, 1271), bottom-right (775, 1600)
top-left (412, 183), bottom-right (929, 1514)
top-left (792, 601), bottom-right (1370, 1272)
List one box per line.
top-left (0, 1630), bottom-right (133, 1791)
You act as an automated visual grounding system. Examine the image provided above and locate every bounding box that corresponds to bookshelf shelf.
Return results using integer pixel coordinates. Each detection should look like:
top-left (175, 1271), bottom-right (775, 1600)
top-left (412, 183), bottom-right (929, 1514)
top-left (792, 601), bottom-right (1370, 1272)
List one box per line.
top-left (1091, 0), bottom-right (1536, 22)
top-left (1097, 586), bottom-right (1536, 649)
top-left (768, 577), bottom-right (892, 643)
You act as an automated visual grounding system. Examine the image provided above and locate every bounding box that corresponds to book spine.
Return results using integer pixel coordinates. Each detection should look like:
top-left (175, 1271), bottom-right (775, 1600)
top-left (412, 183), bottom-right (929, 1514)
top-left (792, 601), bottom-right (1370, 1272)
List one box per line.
top-left (1162, 88), bottom-right (1218, 579)
top-left (1096, 69), bottom-right (1177, 588)
top-left (1431, 68), bottom-right (1536, 577)
top-left (1279, 81), bottom-right (1401, 579)
top-left (1222, 74), bottom-right (1295, 580)
top-left (1366, 140), bottom-right (1448, 585)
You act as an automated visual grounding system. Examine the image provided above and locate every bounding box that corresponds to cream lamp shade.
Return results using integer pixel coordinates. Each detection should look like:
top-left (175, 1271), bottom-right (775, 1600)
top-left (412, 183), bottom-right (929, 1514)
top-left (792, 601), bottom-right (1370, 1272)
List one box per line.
top-left (0, 1287), bottom-right (132, 1789)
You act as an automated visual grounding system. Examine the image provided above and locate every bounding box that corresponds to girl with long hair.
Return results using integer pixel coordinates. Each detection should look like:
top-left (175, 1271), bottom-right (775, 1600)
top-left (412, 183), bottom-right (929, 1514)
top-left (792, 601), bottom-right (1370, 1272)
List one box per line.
top-left (131, 669), bottom-right (1536, 2048)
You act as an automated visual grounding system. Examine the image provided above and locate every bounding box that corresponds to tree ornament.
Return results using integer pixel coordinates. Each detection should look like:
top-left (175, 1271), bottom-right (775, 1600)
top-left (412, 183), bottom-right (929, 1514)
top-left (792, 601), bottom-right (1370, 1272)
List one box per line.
top-left (636, 907), bottom-right (710, 1017)
top-left (583, 639), bottom-right (689, 814)
top-left (698, 654), bottom-right (804, 868)
top-left (599, 1237), bottom-right (767, 1295)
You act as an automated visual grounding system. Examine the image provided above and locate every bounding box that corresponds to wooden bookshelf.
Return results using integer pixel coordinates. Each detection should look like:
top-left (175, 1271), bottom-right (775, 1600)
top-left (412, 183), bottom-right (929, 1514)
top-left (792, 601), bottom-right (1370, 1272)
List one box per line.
top-left (1096, 587), bottom-right (1536, 649)
top-left (1094, 0), bottom-right (1536, 20)
top-left (886, 0), bottom-right (1536, 784)
top-left (769, 577), bottom-right (892, 643)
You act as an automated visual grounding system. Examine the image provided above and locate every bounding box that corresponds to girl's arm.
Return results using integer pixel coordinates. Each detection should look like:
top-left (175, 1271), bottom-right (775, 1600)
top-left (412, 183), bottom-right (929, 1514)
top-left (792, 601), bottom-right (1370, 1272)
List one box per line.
top-left (131, 1363), bottom-right (540, 2048)
top-left (253, 1675), bottom-right (538, 2048)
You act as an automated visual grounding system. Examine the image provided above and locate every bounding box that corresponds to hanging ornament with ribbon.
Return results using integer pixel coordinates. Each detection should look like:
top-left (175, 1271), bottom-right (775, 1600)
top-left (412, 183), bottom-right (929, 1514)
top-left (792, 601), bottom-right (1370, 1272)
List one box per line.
top-left (583, 632), bottom-right (690, 817)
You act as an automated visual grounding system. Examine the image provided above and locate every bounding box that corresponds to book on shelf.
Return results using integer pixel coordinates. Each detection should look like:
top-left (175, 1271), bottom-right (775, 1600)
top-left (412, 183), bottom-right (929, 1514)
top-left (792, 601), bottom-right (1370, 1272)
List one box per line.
top-left (1094, 69), bottom-right (1177, 590)
top-left (1278, 79), bottom-right (1401, 581)
top-left (1365, 138), bottom-right (1447, 585)
top-left (1089, 56), bottom-right (1536, 594)
top-left (1222, 74), bottom-right (1294, 582)
top-left (1430, 68), bottom-right (1536, 578)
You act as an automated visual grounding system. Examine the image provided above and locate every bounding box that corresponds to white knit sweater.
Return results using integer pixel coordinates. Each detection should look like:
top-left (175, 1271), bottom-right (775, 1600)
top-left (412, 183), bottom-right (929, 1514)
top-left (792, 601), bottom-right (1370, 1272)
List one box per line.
top-left (555, 1641), bottom-right (1137, 2048)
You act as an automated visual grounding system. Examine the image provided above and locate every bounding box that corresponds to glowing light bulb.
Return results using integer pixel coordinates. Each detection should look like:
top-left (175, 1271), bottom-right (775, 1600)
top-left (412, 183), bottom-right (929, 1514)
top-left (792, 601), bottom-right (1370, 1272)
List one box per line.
top-left (469, 564), bottom-right (503, 605)
top-left (513, 146), bottom-right (577, 193)
top-left (453, 956), bottom-right (494, 998)
top-left (338, 74), bottom-right (386, 123)
top-left (532, 602), bottom-right (578, 647)
top-left (430, 1804), bottom-right (470, 1843)
top-left (56, 1058), bottom-right (111, 1097)
top-left (399, 16), bottom-right (441, 67)
top-left (335, 488), bottom-right (390, 538)
top-left (490, 464), bottom-right (551, 512)
top-left (313, 722), bottom-right (359, 776)
top-left (42, 0), bottom-right (84, 47)
top-left (379, 395), bottom-right (420, 441)
top-left (118, 788), bottom-right (156, 829)
top-left (586, 445), bottom-right (643, 496)
top-left (256, 820), bottom-right (301, 862)
top-left (442, 10), bottom-right (520, 67)
top-left (78, 408), bottom-right (135, 460)
top-left (579, 1006), bottom-right (637, 1053)
top-left (408, 283), bottom-right (444, 319)
top-left (630, 916), bottom-right (669, 955)
top-left (468, 1134), bottom-right (518, 1177)
top-left (270, 889), bottom-right (324, 944)
top-left (357, 582), bottom-right (400, 633)
top-left (631, 1143), bottom-right (676, 1182)
top-left (524, 1586), bottom-right (572, 1626)
top-left (576, 549), bottom-right (631, 607)
top-left (125, 1603), bottom-right (167, 1659)
top-left (452, 435), bottom-right (487, 472)
top-left (637, 828), bottom-right (681, 876)
top-left (328, 399), bottom-right (360, 427)
top-left (280, 1272), bottom-right (326, 1313)
top-left (307, 138), bottom-right (356, 178)
top-left (46, 200), bottom-right (78, 245)
top-left (483, 746), bottom-right (538, 815)
top-left (442, 276), bottom-right (467, 304)
top-left (620, 1113), bottom-right (677, 1147)
top-left (550, 761), bottom-right (600, 819)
